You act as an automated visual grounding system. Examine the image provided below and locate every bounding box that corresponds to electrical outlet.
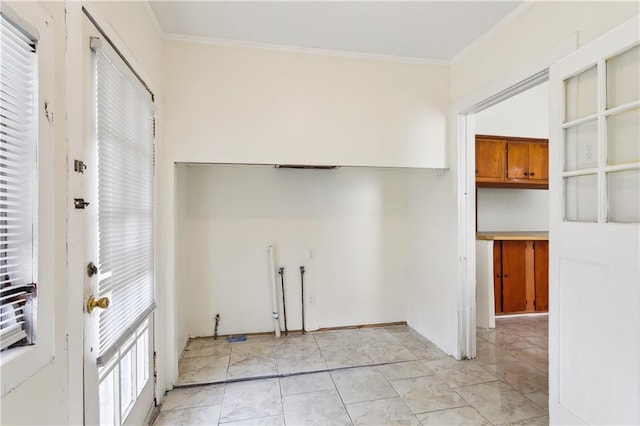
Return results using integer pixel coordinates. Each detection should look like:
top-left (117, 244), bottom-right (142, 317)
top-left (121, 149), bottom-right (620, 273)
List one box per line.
top-left (584, 144), bottom-right (593, 161)
top-left (308, 249), bottom-right (315, 260)
top-left (309, 295), bottom-right (315, 305)
top-left (579, 143), bottom-right (596, 168)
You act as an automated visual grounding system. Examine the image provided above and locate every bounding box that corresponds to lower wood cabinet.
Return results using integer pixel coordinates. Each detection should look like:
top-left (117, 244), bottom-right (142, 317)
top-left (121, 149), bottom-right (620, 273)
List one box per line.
top-left (493, 239), bottom-right (548, 314)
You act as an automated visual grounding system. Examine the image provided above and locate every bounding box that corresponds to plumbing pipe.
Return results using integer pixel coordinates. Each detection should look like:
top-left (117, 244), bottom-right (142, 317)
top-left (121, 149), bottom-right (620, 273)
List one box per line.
top-left (279, 267), bottom-right (288, 336)
top-left (300, 266), bottom-right (306, 334)
top-left (268, 246), bottom-right (281, 337)
top-left (214, 313), bottom-right (220, 340)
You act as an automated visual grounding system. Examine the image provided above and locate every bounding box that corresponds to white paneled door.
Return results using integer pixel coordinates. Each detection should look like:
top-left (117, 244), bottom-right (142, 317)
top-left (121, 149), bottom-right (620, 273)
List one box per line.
top-left (548, 16), bottom-right (639, 424)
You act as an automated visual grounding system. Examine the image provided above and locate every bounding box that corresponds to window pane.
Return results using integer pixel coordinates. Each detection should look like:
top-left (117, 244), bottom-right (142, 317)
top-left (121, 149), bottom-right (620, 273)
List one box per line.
top-left (99, 368), bottom-right (118, 426)
top-left (120, 346), bottom-right (134, 418)
top-left (0, 12), bottom-right (37, 351)
top-left (565, 174), bottom-right (598, 222)
top-left (565, 120), bottom-right (598, 171)
top-left (136, 329), bottom-right (149, 397)
top-left (607, 44), bottom-right (640, 108)
top-left (607, 169), bottom-right (640, 223)
top-left (607, 107), bottom-right (640, 165)
top-left (565, 66), bottom-right (598, 122)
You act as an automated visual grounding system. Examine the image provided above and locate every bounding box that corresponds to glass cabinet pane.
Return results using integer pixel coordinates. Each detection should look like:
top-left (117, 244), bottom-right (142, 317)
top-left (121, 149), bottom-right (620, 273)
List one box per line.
top-left (607, 107), bottom-right (640, 165)
top-left (565, 174), bottom-right (598, 222)
top-left (565, 66), bottom-right (598, 122)
top-left (607, 169), bottom-right (640, 223)
top-left (565, 120), bottom-right (598, 171)
top-left (607, 44), bottom-right (640, 108)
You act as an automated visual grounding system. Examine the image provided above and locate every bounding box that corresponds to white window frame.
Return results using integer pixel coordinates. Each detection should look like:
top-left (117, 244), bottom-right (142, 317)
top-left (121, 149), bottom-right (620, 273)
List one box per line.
top-left (0, 1), bottom-right (55, 396)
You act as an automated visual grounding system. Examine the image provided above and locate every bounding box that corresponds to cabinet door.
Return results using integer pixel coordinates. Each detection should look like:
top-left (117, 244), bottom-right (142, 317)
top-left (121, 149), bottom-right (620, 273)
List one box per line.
top-left (476, 138), bottom-right (505, 181)
top-left (493, 241), bottom-right (503, 314)
top-left (534, 240), bottom-right (549, 311)
top-left (506, 142), bottom-right (530, 180)
top-left (528, 143), bottom-right (549, 181)
top-left (501, 240), bottom-right (528, 313)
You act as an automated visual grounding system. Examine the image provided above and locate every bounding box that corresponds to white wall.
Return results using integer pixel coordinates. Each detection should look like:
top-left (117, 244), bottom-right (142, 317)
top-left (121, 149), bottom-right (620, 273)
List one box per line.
top-left (406, 169), bottom-right (457, 355)
top-left (476, 189), bottom-right (549, 232)
top-left (162, 40), bottom-right (449, 168)
top-left (475, 240), bottom-right (495, 329)
top-left (475, 82), bottom-right (549, 139)
top-left (176, 165), bottom-right (409, 341)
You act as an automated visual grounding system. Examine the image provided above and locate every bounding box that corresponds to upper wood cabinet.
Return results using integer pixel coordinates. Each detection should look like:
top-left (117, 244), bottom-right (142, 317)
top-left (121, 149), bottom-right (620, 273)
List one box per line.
top-left (476, 137), bottom-right (505, 181)
top-left (476, 135), bottom-right (549, 189)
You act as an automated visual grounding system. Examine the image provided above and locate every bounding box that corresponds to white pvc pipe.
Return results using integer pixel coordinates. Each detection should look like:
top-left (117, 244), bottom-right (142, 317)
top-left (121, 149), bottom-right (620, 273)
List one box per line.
top-left (268, 245), bottom-right (281, 337)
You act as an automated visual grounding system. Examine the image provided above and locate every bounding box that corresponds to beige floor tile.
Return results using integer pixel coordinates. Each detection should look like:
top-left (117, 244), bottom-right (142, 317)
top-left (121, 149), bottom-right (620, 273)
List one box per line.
top-left (332, 367), bottom-right (397, 404)
top-left (220, 414), bottom-right (285, 425)
top-left (377, 360), bottom-right (433, 381)
top-left (501, 415), bottom-right (549, 426)
top-left (219, 379), bottom-right (282, 423)
top-left (226, 356), bottom-right (278, 380)
top-left (184, 345), bottom-right (232, 358)
top-left (426, 358), bottom-right (497, 388)
top-left (475, 341), bottom-right (519, 366)
top-left (276, 346), bottom-right (327, 374)
top-left (365, 342), bottom-right (417, 363)
top-left (321, 347), bottom-right (375, 369)
top-left (390, 375), bottom-right (467, 414)
top-left (483, 361), bottom-right (548, 394)
top-left (524, 392), bottom-right (549, 411)
top-left (509, 348), bottom-right (548, 373)
top-left (401, 342), bottom-right (449, 361)
top-left (187, 337), bottom-right (229, 349)
top-left (417, 406), bottom-right (490, 425)
top-left (154, 405), bottom-right (221, 425)
top-left (178, 355), bottom-right (229, 385)
top-left (274, 334), bottom-right (318, 350)
top-left (279, 372), bottom-right (335, 396)
top-left (161, 384), bottom-right (225, 412)
top-left (455, 381), bottom-right (544, 425)
top-left (346, 397), bottom-right (420, 425)
top-left (282, 389), bottom-right (352, 426)
top-left (230, 343), bottom-right (275, 360)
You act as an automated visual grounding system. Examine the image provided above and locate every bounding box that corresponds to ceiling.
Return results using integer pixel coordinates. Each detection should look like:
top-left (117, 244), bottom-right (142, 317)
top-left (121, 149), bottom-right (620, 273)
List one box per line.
top-left (149, 1), bottom-right (523, 62)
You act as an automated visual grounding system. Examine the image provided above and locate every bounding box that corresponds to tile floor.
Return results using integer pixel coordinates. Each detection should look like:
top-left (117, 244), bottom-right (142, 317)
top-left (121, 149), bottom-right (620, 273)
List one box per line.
top-left (155, 315), bottom-right (548, 425)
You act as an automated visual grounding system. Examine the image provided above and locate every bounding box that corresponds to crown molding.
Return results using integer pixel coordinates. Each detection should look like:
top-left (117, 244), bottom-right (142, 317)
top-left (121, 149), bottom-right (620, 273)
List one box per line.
top-left (163, 33), bottom-right (450, 66)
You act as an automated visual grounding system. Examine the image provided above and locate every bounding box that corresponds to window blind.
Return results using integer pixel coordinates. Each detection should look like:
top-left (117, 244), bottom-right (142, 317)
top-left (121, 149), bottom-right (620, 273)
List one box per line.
top-left (93, 42), bottom-right (155, 365)
top-left (0, 14), bottom-right (37, 351)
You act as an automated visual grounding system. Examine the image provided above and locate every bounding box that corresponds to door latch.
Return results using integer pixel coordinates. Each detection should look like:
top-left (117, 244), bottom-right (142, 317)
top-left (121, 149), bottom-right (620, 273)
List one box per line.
top-left (74, 160), bottom-right (87, 173)
top-left (74, 198), bottom-right (90, 209)
top-left (87, 262), bottom-right (98, 277)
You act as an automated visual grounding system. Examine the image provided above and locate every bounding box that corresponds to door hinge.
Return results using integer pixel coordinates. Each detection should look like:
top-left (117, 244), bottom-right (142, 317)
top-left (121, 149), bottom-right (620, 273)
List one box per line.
top-left (73, 160), bottom-right (87, 173)
top-left (74, 198), bottom-right (90, 209)
top-left (153, 350), bottom-right (157, 379)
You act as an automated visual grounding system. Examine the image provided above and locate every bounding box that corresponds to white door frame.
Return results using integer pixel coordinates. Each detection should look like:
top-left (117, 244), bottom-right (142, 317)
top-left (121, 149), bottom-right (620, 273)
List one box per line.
top-left (452, 35), bottom-right (578, 359)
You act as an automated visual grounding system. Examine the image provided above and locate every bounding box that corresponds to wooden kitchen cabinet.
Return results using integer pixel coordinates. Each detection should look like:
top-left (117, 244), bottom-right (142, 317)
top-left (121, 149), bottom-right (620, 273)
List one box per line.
top-left (476, 135), bottom-right (549, 189)
top-left (476, 137), bottom-right (506, 181)
top-left (534, 240), bottom-right (549, 311)
top-left (493, 239), bottom-right (548, 314)
top-left (506, 141), bottom-right (549, 182)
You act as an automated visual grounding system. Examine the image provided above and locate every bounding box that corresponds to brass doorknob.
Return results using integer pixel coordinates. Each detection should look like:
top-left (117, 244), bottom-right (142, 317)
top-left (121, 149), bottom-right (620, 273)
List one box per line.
top-left (87, 295), bottom-right (110, 314)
